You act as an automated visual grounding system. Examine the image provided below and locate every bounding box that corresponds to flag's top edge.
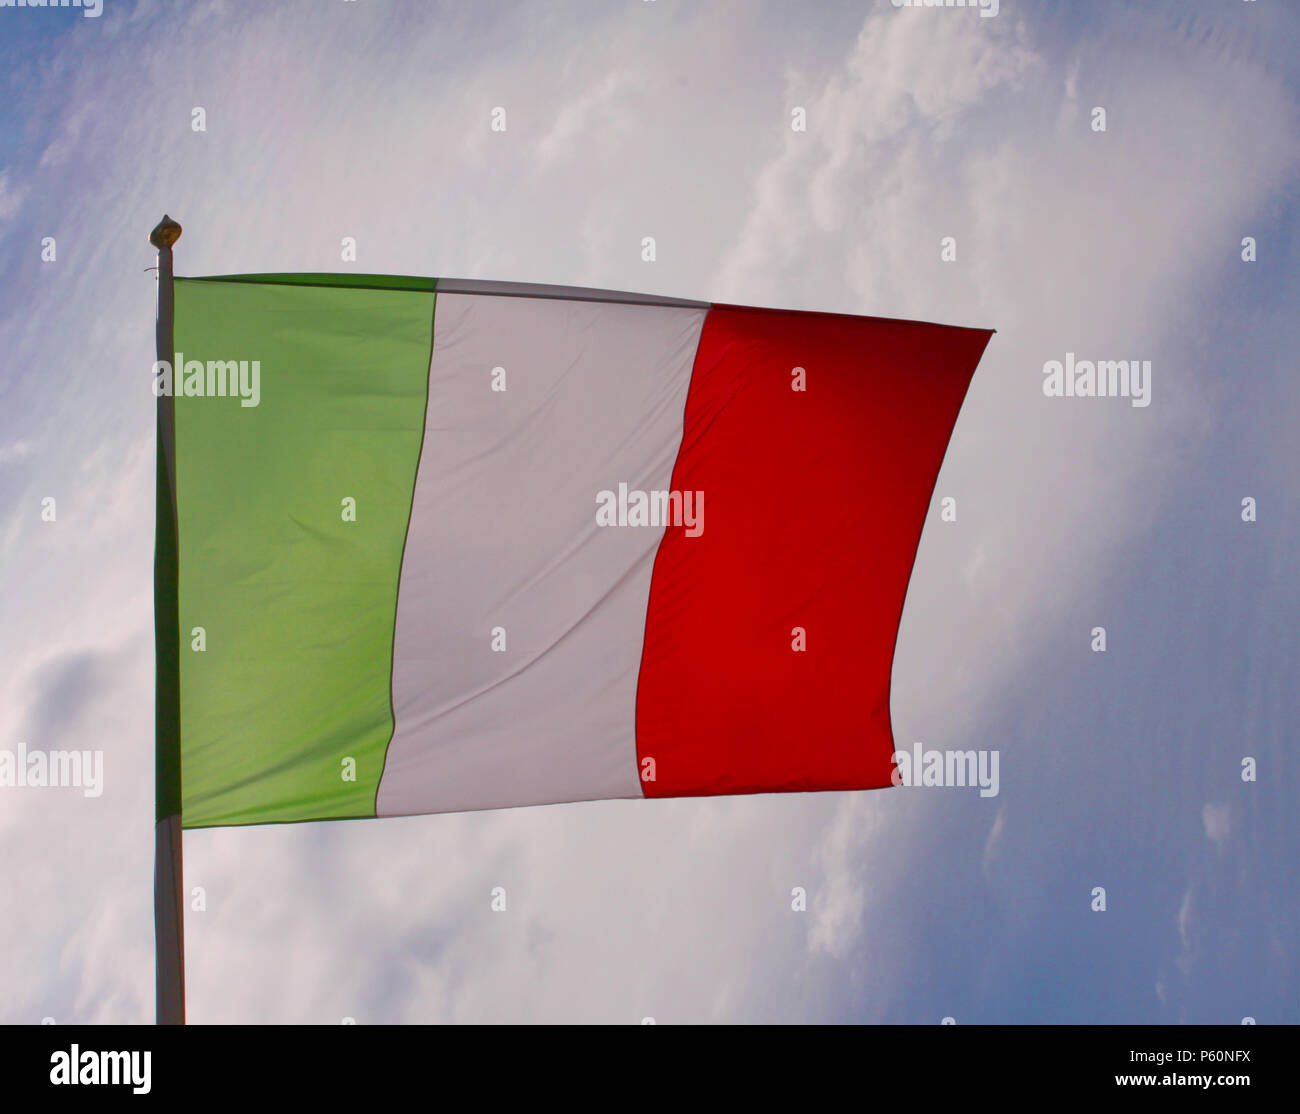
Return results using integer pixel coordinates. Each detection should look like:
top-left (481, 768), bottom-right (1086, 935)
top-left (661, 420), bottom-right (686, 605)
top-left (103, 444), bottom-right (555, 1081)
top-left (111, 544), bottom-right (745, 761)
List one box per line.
top-left (439, 278), bottom-right (709, 308)
top-left (178, 273), bottom-right (704, 306)
top-left (179, 272), bottom-right (436, 293)
top-left (177, 274), bottom-right (994, 333)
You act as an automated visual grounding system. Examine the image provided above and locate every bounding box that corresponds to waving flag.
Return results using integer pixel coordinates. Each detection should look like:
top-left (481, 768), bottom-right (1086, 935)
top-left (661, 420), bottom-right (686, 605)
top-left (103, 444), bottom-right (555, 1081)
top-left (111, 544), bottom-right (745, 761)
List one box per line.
top-left (159, 272), bottom-right (992, 828)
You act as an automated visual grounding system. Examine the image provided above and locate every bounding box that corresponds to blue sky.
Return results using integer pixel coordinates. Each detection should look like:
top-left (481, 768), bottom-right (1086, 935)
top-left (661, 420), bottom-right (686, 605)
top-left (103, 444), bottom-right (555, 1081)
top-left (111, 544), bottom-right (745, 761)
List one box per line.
top-left (0, 0), bottom-right (1295, 1023)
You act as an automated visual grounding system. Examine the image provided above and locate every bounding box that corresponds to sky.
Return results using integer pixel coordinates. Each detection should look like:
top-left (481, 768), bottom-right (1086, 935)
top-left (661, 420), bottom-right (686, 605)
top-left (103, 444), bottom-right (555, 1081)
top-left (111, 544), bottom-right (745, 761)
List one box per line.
top-left (0, 0), bottom-right (1296, 1024)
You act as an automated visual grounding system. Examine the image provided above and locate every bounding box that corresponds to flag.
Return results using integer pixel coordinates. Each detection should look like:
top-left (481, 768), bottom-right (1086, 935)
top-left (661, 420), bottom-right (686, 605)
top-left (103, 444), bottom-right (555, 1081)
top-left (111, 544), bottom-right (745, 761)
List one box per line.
top-left (161, 273), bottom-right (992, 827)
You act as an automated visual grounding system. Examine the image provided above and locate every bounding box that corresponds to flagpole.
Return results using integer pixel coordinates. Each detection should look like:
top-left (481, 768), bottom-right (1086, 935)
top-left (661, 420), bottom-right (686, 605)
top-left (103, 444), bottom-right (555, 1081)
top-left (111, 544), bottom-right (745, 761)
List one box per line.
top-left (150, 214), bottom-right (185, 1025)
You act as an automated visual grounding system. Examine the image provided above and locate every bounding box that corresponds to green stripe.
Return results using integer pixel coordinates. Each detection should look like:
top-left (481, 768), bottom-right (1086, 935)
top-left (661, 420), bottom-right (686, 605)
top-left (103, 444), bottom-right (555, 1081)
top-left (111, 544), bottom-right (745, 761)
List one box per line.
top-left (173, 278), bottom-right (435, 827)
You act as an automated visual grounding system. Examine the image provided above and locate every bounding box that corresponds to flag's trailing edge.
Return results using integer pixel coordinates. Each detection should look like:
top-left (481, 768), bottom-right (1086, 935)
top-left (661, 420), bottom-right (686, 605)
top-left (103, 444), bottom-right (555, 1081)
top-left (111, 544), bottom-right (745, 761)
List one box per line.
top-left (163, 273), bottom-right (993, 828)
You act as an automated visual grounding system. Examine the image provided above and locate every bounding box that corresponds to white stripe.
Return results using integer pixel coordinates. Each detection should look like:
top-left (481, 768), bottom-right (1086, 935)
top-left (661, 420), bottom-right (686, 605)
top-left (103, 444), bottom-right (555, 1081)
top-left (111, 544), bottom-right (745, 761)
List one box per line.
top-left (377, 293), bottom-right (705, 816)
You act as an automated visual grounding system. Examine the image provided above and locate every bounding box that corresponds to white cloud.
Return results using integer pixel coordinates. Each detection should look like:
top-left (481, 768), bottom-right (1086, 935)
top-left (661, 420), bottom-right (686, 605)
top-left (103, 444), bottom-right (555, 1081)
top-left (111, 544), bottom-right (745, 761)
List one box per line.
top-left (1201, 803), bottom-right (1230, 848)
top-left (807, 794), bottom-right (883, 960)
top-left (981, 805), bottom-right (1006, 877)
top-left (0, 438), bottom-right (34, 462)
top-left (0, 171), bottom-right (28, 222)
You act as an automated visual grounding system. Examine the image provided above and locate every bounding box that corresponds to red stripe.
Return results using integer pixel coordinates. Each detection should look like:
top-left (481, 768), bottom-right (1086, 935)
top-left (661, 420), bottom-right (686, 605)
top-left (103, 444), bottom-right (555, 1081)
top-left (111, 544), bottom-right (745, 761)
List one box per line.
top-left (635, 306), bottom-right (992, 798)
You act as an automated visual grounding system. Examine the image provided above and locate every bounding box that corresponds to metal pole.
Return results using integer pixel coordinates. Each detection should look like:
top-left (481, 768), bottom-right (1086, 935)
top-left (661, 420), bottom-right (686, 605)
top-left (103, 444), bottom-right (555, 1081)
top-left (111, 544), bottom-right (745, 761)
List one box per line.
top-left (150, 214), bottom-right (185, 1025)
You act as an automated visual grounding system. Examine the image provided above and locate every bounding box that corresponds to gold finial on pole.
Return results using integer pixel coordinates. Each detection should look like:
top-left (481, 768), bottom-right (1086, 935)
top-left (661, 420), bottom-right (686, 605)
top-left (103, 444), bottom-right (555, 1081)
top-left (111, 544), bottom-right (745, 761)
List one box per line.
top-left (149, 214), bottom-right (182, 250)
